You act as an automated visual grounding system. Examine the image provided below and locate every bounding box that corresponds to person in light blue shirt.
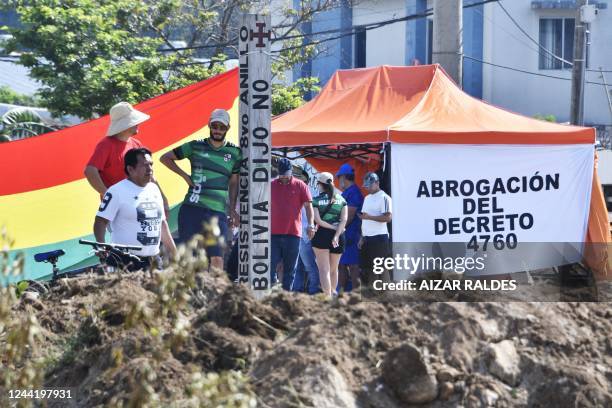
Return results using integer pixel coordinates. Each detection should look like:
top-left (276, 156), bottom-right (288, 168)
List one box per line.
top-left (292, 171), bottom-right (320, 294)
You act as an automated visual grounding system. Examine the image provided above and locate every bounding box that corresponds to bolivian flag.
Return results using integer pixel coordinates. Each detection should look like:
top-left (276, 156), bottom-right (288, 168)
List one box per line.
top-left (0, 68), bottom-right (239, 283)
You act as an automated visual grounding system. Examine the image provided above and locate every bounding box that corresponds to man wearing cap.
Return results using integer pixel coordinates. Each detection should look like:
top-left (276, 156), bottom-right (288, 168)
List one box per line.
top-left (160, 109), bottom-right (241, 271)
top-left (336, 163), bottom-right (364, 291)
top-left (359, 172), bottom-right (392, 286)
top-left (85, 102), bottom-right (150, 194)
top-left (271, 158), bottom-right (315, 290)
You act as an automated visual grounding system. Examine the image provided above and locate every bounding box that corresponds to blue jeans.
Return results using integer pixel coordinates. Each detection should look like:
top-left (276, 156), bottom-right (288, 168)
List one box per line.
top-left (293, 239), bottom-right (320, 294)
top-left (271, 234), bottom-right (301, 290)
top-left (177, 204), bottom-right (228, 257)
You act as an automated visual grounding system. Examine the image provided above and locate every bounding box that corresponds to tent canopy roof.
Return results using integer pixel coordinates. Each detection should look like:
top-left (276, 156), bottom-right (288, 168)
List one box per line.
top-left (272, 64), bottom-right (594, 147)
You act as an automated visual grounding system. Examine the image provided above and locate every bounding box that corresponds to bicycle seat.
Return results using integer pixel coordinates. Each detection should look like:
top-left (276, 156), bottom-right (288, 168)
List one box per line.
top-left (34, 249), bottom-right (65, 263)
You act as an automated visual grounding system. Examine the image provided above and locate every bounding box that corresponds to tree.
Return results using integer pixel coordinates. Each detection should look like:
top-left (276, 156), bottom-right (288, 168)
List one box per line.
top-left (272, 77), bottom-right (320, 115)
top-left (3, 0), bottom-right (355, 118)
top-left (0, 86), bottom-right (40, 106)
top-left (3, 0), bottom-right (218, 118)
top-left (0, 107), bottom-right (59, 140)
top-left (533, 114), bottom-right (557, 123)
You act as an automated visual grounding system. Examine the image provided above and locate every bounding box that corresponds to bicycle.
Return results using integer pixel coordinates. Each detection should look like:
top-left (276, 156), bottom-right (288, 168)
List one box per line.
top-left (78, 239), bottom-right (144, 272)
top-left (25, 249), bottom-right (67, 294)
top-left (25, 240), bottom-right (145, 297)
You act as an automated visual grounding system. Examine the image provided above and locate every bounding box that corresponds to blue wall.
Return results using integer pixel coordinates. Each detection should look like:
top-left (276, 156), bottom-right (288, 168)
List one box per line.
top-left (295, 0), bottom-right (483, 99)
top-left (293, 0), bottom-right (352, 98)
top-left (405, 0), bottom-right (428, 65)
top-left (0, 10), bottom-right (20, 30)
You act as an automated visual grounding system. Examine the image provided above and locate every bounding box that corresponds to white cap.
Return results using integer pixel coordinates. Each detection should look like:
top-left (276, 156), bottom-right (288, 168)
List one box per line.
top-left (316, 172), bottom-right (334, 185)
top-left (209, 109), bottom-right (230, 126)
top-left (106, 102), bottom-right (150, 136)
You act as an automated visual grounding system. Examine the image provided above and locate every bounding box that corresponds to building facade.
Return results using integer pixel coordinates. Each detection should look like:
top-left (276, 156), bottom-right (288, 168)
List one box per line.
top-left (482, 0), bottom-right (610, 126)
top-left (290, 0), bottom-right (611, 126)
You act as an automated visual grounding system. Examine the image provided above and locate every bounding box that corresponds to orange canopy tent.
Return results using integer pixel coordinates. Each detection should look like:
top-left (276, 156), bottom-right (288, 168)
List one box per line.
top-left (272, 64), bottom-right (610, 278)
top-left (272, 64), bottom-right (593, 146)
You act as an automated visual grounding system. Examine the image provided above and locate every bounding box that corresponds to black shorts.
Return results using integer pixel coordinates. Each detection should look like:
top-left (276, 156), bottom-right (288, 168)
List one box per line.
top-left (311, 227), bottom-right (345, 254)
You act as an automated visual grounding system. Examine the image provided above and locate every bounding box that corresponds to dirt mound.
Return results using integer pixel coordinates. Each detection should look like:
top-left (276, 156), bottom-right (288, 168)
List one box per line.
top-left (205, 284), bottom-right (289, 339)
top-left (6, 270), bottom-right (612, 407)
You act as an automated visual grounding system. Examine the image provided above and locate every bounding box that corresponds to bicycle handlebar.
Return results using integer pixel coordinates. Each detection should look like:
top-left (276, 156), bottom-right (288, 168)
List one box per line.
top-left (78, 239), bottom-right (142, 252)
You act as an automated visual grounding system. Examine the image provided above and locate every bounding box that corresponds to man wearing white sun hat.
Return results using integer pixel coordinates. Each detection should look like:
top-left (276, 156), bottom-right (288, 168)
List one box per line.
top-left (85, 102), bottom-right (151, 195)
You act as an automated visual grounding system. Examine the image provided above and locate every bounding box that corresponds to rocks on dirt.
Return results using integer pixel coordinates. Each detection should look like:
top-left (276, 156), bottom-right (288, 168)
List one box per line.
top-left (251, 349), bottom-right (356, 408)
top-left (454, 381), bottom-right (466, 394)
top-left (205, 284), bottom-right (288, 339)
top-left (476, 387), bottom-right (499, 406)
top-left (382, 343), bottom-right (438, 404)
top-left (439, 381), bottom-right (454, 400)
top-left (301, 363), bottom-right (357, 408)
top-left (21, 291), bottom-right (45, 311)
top-left (528, 376), bottom-right (612, 408)
top-left (9, 270), bottom-right (612, 407)
top-left (437, 365), bottom-right (461, 383)
top-left (486, 339), bottom-right (521, 386)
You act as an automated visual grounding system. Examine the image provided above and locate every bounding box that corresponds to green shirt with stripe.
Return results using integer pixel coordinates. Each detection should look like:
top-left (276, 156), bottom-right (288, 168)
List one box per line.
top-left (173, 138), bottom-right (242, 213)
top-left (313, 192), bottom-right (346, 226)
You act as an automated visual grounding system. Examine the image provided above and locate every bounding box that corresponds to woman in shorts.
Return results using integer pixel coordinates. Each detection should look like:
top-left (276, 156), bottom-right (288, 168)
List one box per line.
top-left (311, 172), bottom-right (348, 297)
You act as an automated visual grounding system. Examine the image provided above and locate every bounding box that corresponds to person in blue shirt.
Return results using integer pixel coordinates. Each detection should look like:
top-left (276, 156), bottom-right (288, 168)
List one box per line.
top-left (336, 163), bottom-right (364, 291)
top-left (292, 170), bottom-right (320, 294)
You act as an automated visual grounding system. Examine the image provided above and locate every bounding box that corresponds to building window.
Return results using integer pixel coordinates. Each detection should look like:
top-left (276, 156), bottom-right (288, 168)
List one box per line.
top-left (354, 26), bottom-right (366, 68)
top-left (603, 185), bottom-right (612, 212)
top-left (538, 18), bottom-right (575, 70)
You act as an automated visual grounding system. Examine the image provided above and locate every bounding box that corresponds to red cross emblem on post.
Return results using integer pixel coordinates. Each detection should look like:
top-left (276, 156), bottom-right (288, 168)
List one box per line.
top-left (250, 22), bottom-right (271, 48)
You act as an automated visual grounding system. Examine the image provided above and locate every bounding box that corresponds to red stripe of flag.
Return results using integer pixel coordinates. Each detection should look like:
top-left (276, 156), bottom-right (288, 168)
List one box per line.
top-left (0, 69), bottom-right (238, 195)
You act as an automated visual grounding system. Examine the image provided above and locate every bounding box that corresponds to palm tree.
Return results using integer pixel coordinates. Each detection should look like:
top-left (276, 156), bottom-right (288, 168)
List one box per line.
top-left (0, 108), bottom-right (59, 141)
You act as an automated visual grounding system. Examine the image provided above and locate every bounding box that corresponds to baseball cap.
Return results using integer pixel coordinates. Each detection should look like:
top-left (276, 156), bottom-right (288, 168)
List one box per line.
top-left (209, 109), bottom-right (230, 126)
top-left (363, 172), bottom-right (379, 187)
top-left (277, 158), bottom-right (292, 176)
top-left (336, 163), bottom-right (355, 177)
top-left (316, 172), bottom-right (334, 185)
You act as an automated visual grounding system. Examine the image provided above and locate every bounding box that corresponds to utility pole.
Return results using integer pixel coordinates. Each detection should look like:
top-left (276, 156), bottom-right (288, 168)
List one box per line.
top-left (432, 0), bottom-right (462, 86)
top-left (570, 0), bottom-right (593, 125)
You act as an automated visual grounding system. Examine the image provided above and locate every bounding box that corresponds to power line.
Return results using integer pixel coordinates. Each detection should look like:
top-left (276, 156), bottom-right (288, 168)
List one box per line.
top-left (497, 0), bottom-right (573, 67)
top-left (472, 6), bottom-right (542, 56)
top-left (476, 5), bottom-right (612, 77)
top-left (275, 3), bottom-right (409, 31)
top-left (275, 0), bottom-right (503, 54)
top-left (497, 0), bottom-right (612, 73)
top-left (160, 0), bottom-right (499, 53)
top-left (463, 55), bottom-right (607, 86)
top-left (282, 0), bottom-right (499, 43)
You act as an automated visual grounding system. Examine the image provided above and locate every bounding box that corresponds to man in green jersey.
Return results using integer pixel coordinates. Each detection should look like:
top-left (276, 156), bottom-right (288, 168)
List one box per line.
top-left (160, 109), bottom-right (241, 270)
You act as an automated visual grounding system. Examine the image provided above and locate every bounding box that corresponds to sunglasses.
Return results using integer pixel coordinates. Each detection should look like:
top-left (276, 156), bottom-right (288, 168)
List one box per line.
top-left (210, 123), bottom-right (228, 131)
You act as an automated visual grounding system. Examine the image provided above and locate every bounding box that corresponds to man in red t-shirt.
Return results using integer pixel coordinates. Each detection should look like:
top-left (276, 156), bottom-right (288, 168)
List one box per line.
top-left (271, 158), bottom-right (315, 290)
top-left (84, 102), bottom-right (150, 194)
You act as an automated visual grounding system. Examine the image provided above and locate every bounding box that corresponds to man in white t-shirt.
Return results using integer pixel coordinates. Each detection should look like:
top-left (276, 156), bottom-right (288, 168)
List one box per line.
top-left (358, 172), bottom-right (392, 286)
top-left (94, 148), bottom-right (177, 270)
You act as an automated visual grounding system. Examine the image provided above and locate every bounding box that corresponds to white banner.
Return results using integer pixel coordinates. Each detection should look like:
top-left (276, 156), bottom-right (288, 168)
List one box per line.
top-left (391, 144), bottom-right (594, 275)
